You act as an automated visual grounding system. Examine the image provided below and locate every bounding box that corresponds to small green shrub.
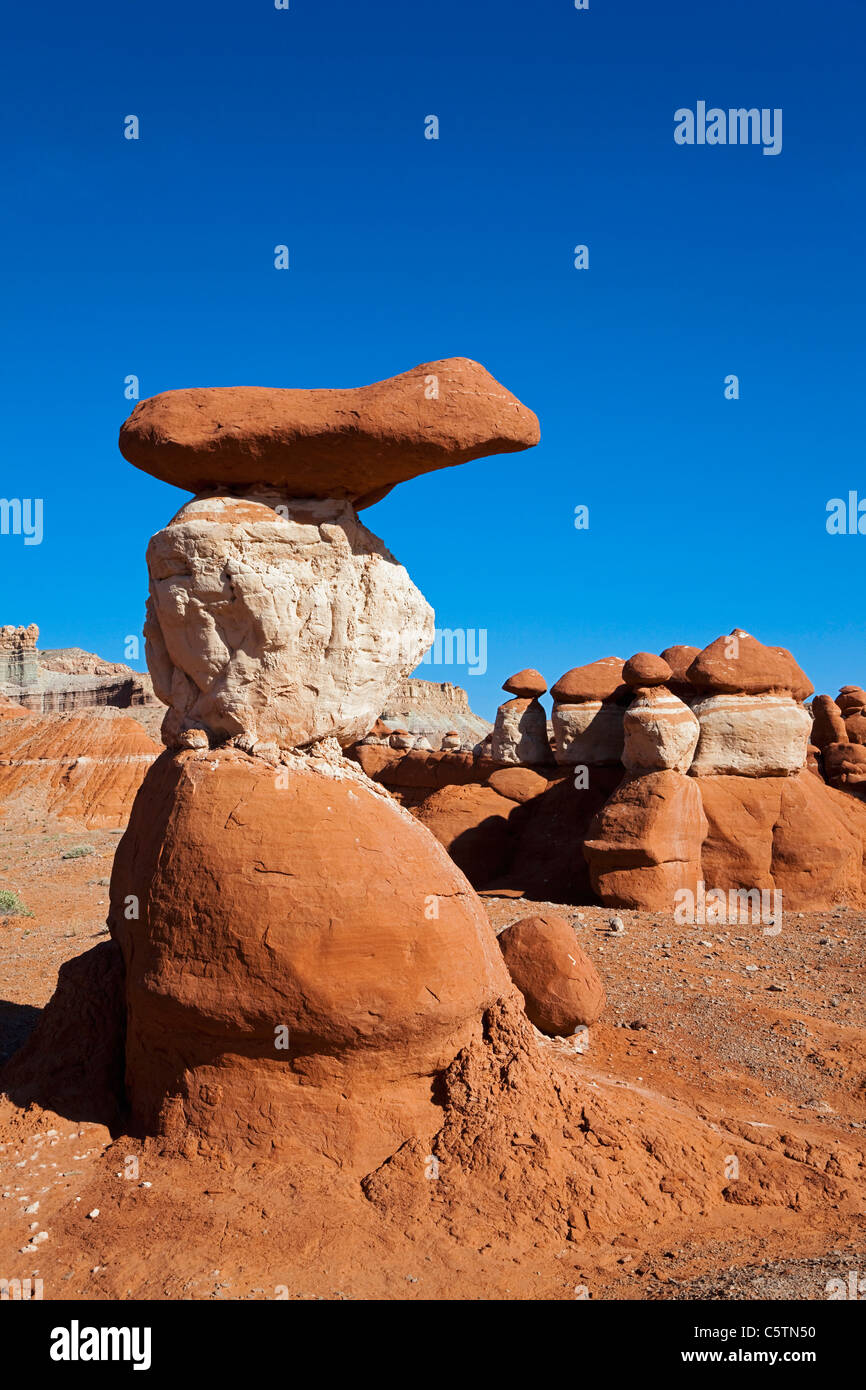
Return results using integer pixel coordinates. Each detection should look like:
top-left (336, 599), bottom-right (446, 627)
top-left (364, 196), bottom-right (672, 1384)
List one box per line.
top-left (61, 845), bottom-right (94, 860)
top-left (0, 889), bottom-right (33, 918)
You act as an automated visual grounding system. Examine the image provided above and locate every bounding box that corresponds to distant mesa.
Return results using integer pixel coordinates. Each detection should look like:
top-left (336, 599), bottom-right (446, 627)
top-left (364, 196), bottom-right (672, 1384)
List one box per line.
top-left (118, 357), bottom-right (541, 506)
top-left (0, 625), bottom-right (157, 716)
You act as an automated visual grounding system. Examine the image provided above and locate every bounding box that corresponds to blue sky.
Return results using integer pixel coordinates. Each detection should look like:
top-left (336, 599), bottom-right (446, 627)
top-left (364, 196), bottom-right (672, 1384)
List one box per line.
top-left (1, 0), bottom-right (863, 720)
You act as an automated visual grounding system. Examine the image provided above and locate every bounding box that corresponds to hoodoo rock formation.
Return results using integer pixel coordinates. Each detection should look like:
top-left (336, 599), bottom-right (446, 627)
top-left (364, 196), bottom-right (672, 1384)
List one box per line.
top-left (490, 669), bottom-right (552, 766)
top-left (389, 631), bottom-right (866, 914)
top-left (550, 658), bottom-right (629, 767)
top-left (108, 358), bottom-right (544, 1167)
top-left (7, 377), bottom-right (866, 1300)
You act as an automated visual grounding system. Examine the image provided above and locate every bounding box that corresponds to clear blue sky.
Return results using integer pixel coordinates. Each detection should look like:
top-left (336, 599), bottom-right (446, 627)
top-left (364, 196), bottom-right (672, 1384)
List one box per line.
top-left (1, 0), bottom-right (863, 720)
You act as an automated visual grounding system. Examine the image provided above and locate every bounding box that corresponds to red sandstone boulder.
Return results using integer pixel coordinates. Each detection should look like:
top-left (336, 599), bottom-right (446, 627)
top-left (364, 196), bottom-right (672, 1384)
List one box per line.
top-left (583, 771), bottom-right (707, 909)
top-left (551, 657), bottom-right (627, 705)
top-left (687, 630), bottom-right (813, 702)
top-left (698, 776), bottom-right (781, 894)
top-left (109, 747), bottom-right (513, 1174)
top-left (836, 686), bottom-right (866, 717)
top-left (497, 914), bottom-right (605, 1035)
top-left (119, 358), bottom-right (540, 506)
top-left (659, 645), bottom-right (701, 702)
top-left (660, 645), bottom-right (701, 683)
top-left (822, 741), bottom-right (866, 800)
top-left (492, 767), bottom-right (622, 903)
top-left (622, 653), bottom-right (673, 689)
top-left (502, 668), bottom-right (547, 698)
top-left (772, 774), bottom-right (866, 907)
top-left (412, 782), bottom-right (520, 887)
top-left (811, 695), bottom-right (849, 750)
top-left (697, 771), bottom-right (866, 908)
top-left (486, 766), bottom-right (549, 803)
top-left (844, 712), bottom-right (866, 745)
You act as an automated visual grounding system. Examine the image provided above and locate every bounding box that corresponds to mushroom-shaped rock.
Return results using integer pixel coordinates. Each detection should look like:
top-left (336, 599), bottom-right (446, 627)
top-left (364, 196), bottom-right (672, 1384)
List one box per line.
top-left (623, 653), bottom-right (673, 689)
top-left (119, 358), bottom-right (540, 506)
top-left (502, 668), bottom-right (547, 698)
top-left (550, 657), bottom-right (627, 704)
top-left (389, 729), bottom-right (415, 750)
top-left (497, 914), bottom-right (605, 1035)
top-left (441, 730), bottom-right (462, 752)
top-left (687, 630), bottom-right (813, 702)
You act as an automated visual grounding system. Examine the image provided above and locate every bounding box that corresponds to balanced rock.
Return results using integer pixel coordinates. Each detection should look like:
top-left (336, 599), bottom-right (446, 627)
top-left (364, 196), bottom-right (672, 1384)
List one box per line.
top-left (110, 746), bottom-right (512, 1173)
top-left (441, 730), bottom-right (462, 751)
top-left (622, 687), bottom-right (700, 773)
top-left (622, 653), bottom-right (673, 689)
top-left (497, 914), bottom-right (605, 1035)
top-left (490, 696), bottom-right (552, 766)
top-left (119, 358), bottom-right (540, 507)
top-left (145, 493), bottom-right (433, 751)
top-left (502, 668), bottom-right (547, 698)
top-left (551, 657), bottom-right (627, 704)
top-left (687, 630), bottom-right (813, 702)
top-left (689, 694), bottom-right (812, 777)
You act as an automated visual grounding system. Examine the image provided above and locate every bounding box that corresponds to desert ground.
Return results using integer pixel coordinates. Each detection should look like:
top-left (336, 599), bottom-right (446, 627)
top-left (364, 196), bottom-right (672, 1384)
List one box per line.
top-left (2, 785), bottom-right (863, 1301)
